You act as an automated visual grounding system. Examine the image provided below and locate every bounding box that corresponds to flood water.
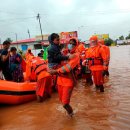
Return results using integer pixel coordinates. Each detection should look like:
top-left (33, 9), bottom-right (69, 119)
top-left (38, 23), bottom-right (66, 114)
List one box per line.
top-left (1, 45), bottom-right (130, 130)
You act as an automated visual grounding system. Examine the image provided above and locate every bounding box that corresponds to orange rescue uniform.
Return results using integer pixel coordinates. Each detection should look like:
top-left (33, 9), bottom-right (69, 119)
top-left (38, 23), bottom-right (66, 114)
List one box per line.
top-left (57, 52), bottom-right (80, 104)
top-left (85, 36), bottom-right (108, 92)
top-left (98, 39), bottom-right (110, 76)
top-left (31, 57), bottom-right (52, 99)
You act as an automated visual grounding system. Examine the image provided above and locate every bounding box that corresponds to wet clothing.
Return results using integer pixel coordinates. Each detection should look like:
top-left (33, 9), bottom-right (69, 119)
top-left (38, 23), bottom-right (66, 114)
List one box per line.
top-left (0, 49), bottom-right (12, 81)
top-left (85, 45), bottom-right (108, 91)
top-left (57, 52), bottom-right (80, 105)
top-left (48, 35), bottom-right (69, 68)
top-left (9, 53), bottom-right (24, 82)
top-left (25, 53), bottom-right (36, 81)
top-left (31, 57), bottom-right (52, 99)
top-left (37, 76), bottom-right (52, 98)
top-left (58, 85), bottom-right (73, 104)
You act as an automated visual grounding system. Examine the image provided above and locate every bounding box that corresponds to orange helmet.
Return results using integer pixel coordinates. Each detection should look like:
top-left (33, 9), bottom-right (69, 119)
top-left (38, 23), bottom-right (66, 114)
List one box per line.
top-left (89, 36), bottom-right (98, 47)
top-left (89, 36), bottom-right (98, 41)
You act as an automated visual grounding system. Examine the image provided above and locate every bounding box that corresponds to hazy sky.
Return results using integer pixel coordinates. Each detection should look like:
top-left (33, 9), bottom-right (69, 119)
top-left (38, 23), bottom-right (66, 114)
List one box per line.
top-left (0, 0), bottom-right (130, 42)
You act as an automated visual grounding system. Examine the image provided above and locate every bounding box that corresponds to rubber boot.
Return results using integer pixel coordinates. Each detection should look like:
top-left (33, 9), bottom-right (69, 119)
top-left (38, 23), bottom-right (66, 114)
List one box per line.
top-left (86, 77), bottom-right (93, 86)
top-left (63, 104), bottom-right (73, 117)
top-left (100, 85), bottom-right (104, 92)
top-left (106, 70), bottom-right (109, 77)
top-left (96, 85), bottom-right (100, 90)
top-left (37, 95), bottom-right (43, 102)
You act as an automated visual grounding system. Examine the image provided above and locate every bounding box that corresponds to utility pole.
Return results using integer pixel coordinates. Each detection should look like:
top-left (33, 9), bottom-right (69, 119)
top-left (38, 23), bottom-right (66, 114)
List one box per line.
top-left (37, 13), bottom-right (43, 41)
top-left (28, 29), bottom-right (31, 39)
top-left (15, 33), bottom-right (18, 49)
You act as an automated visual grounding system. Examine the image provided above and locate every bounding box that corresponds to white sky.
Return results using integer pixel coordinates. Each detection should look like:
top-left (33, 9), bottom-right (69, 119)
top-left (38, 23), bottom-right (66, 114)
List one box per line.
top-left (0, 0), bottom-right (130, 42)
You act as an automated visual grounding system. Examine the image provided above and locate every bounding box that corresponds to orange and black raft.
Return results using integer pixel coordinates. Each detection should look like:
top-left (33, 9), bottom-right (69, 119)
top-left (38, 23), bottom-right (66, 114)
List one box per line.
top-left (0, 80), bottom-right (36, 105)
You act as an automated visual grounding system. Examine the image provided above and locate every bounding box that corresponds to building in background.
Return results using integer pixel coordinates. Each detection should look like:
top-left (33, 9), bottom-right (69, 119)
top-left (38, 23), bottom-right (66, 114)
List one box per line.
top-left (0, 44), bottom-right (2, 49)
top-left (11, 38), bottom-right (49, 56)
top-left (11, 31), bottom-right (78, 56)
top-left (93, 34), bottom-right (109, 40)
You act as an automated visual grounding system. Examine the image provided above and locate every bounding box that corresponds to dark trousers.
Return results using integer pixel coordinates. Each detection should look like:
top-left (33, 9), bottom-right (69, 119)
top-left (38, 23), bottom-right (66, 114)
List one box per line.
top-left (2, 69), bottom-right (13, 81)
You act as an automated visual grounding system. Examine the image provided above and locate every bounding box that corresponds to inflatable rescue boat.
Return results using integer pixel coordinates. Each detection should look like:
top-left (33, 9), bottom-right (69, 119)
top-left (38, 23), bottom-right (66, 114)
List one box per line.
top-left (0, 80), bottom-right (36, 105)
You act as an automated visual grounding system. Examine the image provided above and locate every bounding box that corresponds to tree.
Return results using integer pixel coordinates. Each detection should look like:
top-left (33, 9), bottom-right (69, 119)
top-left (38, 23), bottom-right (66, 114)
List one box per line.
top-left (6, 38), bottom-right (13, 42)
top-left (104, 38), bottom-right (113, 46)
top-left (126, 33), bottom-right (130, 40)
top-left (119, 35), bottom-right (124, 40)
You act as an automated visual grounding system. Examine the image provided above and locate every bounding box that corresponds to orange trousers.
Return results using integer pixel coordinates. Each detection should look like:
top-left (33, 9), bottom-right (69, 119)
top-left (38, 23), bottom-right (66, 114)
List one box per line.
top-left (91, 70), bottom-right (104, 86)
top-left (36, 76), bottom-right (52, 97)
top-left (57, 85), bottom-right (73, 105)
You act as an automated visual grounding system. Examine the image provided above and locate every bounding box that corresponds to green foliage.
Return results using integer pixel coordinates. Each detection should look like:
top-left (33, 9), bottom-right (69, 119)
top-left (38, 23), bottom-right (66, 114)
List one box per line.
top-left (126, 33), bottom-right (130, 40)
top-left (119, 35), bottom-right (124, 40)
top-left (104, 38), bottom-right (113, 46)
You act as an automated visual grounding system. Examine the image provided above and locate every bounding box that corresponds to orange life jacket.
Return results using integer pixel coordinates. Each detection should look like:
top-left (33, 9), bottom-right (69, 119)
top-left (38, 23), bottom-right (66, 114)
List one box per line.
top-left (101, 45), bottom-right (110, 65)
top-left (76, 44), bottom-right (86, 53)
top-left (58, 52), bottom-right (80, 74)
top-left (57, 52), bottom-right (80, 86)
top-left (85, 45), bottom-right (108, 71)
top-left (31, 57), bottom-right (50, 80)
top-left (98, 40), bottom-right (110, 66)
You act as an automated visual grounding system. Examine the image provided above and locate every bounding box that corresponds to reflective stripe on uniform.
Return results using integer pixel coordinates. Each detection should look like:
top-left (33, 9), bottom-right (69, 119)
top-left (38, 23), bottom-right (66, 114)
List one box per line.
top-left (66, 64), bottom-right (72, 71)
top-left (61, 66), bottom-right (66, 73)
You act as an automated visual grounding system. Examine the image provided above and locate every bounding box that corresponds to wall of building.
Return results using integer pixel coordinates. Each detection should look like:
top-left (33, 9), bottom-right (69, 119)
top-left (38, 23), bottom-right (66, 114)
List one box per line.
top-left (10, 42), bottom-right (38, 50)
top-left (10, 41), bottom-right (48, 56)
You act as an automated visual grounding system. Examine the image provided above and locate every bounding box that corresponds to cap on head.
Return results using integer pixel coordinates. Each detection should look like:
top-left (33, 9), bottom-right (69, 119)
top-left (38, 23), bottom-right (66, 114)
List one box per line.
top-left (89, 36), bottom-right (98, 47)
top-left (89, 36), bottom-right (98, 42)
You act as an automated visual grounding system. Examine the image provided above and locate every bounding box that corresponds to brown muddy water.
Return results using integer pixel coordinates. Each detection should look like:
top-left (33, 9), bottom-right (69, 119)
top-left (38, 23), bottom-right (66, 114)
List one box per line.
top-left (1, 45), bottom-right (130, 130)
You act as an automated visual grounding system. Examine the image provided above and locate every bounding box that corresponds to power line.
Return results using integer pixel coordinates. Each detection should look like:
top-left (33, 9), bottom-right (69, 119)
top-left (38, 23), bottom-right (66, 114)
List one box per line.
top-left (0, 16), bottom-right (36, 22)
top-left (0, 10), bottom-right (34, 16)
top-left (0, 16), bottom-right (36, 27)
top-left (40, 9), bottom-right (130, 16)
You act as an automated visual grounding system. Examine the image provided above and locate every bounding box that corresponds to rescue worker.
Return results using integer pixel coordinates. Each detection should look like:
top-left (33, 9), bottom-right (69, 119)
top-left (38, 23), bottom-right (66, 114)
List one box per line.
top-left (76, 42), bottom-right (93, 85)
top-left (75, 42), bottom-right (86, 78)
top-left (83, 36), bottom-right (108, 92)
top-left (25, 49), bottom-right (36, 81)
top-left (98, 39), bottom-right (110, 77)
top-left (49, 38), bottom-right (80, 117)
top-left (47, 33), bottom-right (73, 92)
top-left (82, 48), bottom-right (93, 86)
top-left (25, 48), bottom-right (34, 59)
top-left (30, 56), bottom-right (52, 102)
